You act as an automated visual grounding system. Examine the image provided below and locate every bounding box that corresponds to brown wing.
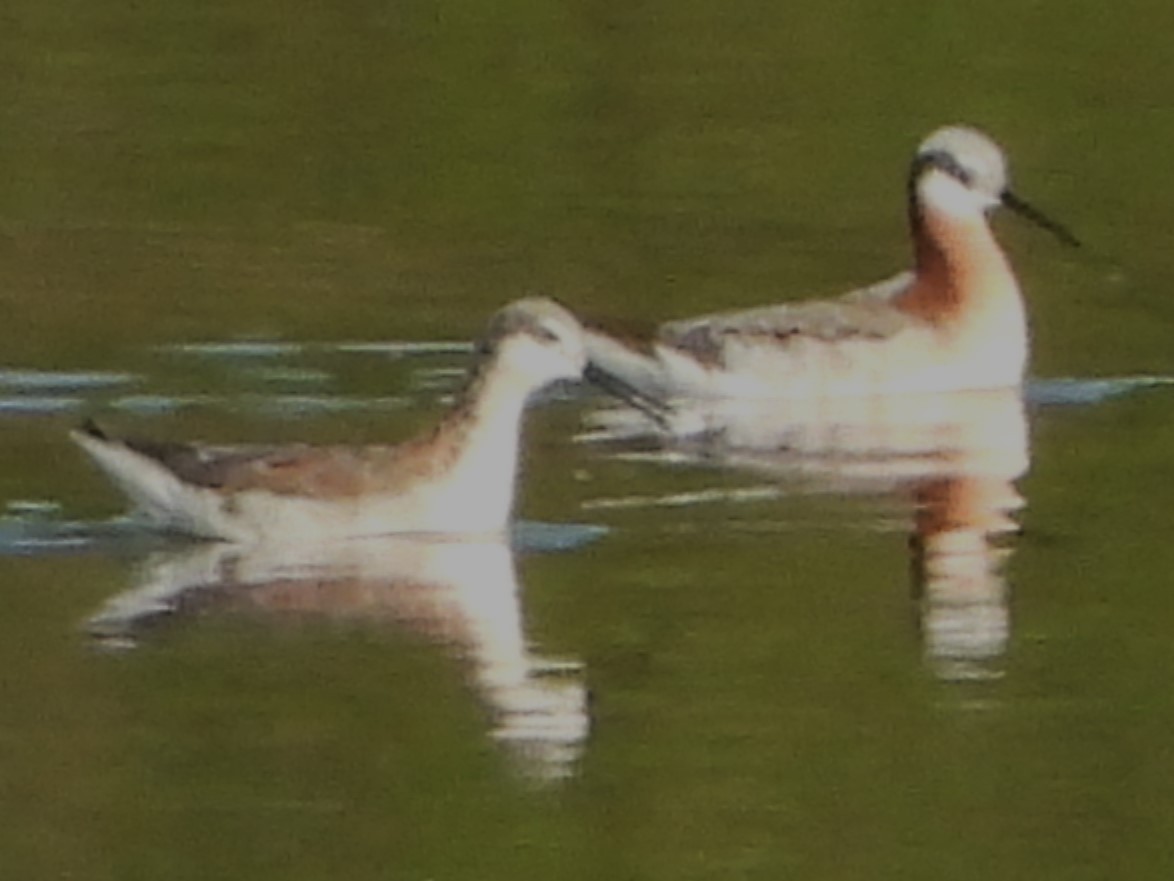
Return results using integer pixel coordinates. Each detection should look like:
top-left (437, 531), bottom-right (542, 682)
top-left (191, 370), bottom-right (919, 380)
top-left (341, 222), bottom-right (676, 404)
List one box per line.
top-left (121, 436), bottom-right (414, 498)
top-left (658, 273), bottom-right (916, 365)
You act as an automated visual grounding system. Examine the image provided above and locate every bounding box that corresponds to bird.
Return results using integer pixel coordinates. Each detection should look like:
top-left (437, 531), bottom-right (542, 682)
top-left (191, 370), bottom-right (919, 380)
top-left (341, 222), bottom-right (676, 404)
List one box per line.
top-left (582, 125), bottom-right (1078, 409)
top-left (72, 297), bottom-right (648, 543)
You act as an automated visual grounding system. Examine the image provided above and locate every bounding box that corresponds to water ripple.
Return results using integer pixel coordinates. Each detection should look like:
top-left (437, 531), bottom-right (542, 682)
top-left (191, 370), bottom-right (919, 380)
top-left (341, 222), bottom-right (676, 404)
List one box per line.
top-left (327, 341), bottom-right (473, 357)
top-left (0, 369), bottom-right (137, 392)
top-left (0, 396), bottom-right (84, 415)
top-left (1028, 375), bottom-right (1174, 406)
top-left (160, 341), bottom-right (304, 359)
top-left (160, 340), bottom-right (473, 359)
top-left (110, 395), bottom-right (219, 415)
top-left (0, 501), bottom-right (607, 559)
top-left (514, 521), bottom-right (609, 553)
top-left (0, 505), bottom-right (170, 557)
top-left (243, 395), bottom-right (412, 417)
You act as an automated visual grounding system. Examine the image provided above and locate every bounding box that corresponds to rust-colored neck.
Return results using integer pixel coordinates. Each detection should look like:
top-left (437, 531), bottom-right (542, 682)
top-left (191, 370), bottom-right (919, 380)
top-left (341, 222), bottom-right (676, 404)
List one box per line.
top-left (383, 349), bottom-right (523, 488)
top-left (432, 351), bottom-right (531, 514)
top-left (896, 185), bottom-right (1015, 326)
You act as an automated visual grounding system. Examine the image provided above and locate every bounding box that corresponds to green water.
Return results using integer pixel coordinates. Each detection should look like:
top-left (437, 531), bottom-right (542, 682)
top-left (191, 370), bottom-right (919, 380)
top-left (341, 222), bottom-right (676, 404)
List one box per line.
top-left (4, 0), bottom-right (1174, 878)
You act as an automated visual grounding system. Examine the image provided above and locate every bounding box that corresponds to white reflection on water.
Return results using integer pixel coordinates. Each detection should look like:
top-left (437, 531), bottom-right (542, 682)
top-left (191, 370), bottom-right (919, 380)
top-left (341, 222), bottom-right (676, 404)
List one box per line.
top-left (87, 533), bottom-right (591, 785)
top-left (584, 388), bottom-right (1030, 683)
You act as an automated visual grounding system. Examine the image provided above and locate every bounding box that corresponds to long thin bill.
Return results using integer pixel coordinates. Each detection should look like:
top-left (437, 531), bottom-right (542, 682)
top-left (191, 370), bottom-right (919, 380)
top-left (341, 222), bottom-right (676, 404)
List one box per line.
top-left (1002, 190), bottom-right (1081, 247)
top-left (583, 363), bottom-right (673, 429)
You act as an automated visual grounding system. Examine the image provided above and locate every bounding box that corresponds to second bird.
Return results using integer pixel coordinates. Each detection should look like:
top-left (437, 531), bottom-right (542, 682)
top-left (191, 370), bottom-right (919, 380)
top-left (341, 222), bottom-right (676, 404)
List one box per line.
top-left (583, 125), bottom-right (1078, 405)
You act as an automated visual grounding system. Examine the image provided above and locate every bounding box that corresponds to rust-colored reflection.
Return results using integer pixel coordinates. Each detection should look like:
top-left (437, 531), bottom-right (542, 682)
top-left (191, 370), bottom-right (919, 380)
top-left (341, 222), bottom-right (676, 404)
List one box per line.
top-left (587, 387), bottom-right (1030, 681)
top-left (910, 474), bottom-right (1024, 682)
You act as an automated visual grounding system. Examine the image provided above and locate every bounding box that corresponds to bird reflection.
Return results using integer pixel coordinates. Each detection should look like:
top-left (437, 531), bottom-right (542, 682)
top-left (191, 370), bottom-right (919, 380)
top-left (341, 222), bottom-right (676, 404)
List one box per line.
top-left (909, 474), bottom-right (1023, 682)
top-left (87, 534), bottom-right (589, 783)
top-left (586, 388), bottom-right (1029, 682)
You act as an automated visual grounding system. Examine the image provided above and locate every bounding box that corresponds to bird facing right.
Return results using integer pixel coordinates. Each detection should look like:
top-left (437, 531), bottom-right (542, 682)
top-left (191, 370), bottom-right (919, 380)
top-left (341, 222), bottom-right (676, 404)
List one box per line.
top-left (581, 125), bottom-right (1078, 407)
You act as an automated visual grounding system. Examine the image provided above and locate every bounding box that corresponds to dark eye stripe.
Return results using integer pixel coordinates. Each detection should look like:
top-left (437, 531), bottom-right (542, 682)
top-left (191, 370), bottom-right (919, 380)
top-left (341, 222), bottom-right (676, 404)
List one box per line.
top-left (529, 324), bottom-right (561, 344)
top-left (911, 149), bottom-right (973, 187)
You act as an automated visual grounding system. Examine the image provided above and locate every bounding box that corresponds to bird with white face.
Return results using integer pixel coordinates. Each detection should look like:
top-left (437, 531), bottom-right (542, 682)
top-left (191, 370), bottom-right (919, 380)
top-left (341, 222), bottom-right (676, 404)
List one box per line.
top-left (581, 125), bottom-right (1078, 411)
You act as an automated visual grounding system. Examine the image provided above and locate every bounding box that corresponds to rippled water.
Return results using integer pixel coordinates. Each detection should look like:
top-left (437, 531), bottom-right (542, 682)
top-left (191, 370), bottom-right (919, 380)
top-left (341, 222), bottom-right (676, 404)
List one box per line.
top-left (6, 0), bottom-right (1174, 878)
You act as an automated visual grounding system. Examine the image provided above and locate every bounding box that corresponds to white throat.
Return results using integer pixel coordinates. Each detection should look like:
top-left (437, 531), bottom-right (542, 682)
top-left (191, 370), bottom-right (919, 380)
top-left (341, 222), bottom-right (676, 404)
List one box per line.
top-left (917, 170), bottom-right (999, 222)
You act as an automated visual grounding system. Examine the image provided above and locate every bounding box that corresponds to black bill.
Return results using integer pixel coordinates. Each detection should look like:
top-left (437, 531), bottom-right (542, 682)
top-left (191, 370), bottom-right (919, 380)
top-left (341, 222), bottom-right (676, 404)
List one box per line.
top-left (1002, 190), bottom-right (1080, 247)
top-left (583, 362), bottom-right (674, 430)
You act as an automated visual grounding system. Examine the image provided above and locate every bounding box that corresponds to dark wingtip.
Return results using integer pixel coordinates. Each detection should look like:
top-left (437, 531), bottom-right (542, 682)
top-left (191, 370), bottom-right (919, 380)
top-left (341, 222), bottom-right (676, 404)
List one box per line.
top-left (78, 418), bottom-right (108, 441)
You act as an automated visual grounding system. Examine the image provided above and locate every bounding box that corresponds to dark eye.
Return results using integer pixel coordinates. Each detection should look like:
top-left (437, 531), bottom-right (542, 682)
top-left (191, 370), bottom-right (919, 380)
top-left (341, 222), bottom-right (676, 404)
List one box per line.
top-left (530, 324), bottom-right (561, 344)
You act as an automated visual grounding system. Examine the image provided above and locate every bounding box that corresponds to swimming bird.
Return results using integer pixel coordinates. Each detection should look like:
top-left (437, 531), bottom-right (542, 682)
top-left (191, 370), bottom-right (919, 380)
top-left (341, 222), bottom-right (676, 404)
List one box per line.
top-left (582, 125), bottom-right (1078, 407)
top-left (73, 297), bottom-right (642, 543)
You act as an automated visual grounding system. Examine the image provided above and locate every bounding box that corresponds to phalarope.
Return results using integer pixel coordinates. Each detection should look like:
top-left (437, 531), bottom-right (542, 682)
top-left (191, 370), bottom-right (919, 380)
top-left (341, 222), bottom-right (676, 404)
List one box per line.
top-left (583, 125), bottom-right (1077, 407)
top-left (73, 298), bottom-right (640, 543)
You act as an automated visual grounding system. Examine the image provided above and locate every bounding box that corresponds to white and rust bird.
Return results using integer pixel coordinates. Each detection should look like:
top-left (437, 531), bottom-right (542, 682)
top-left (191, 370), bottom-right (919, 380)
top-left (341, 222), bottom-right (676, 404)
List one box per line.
top-left (73, 297), bottom-right (650, 543)
top-left (582, 125), bottom-right (1078, 408)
